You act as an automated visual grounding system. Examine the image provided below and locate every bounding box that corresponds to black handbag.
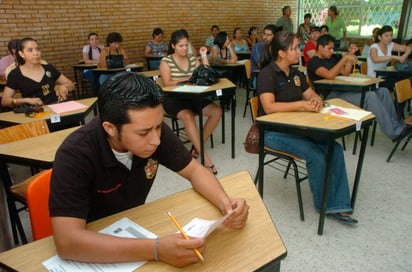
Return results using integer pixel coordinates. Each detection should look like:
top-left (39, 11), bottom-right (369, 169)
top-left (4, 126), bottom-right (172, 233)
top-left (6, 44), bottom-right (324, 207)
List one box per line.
top-left (189, 64), bottom-right (220, 86)
top-left (106, 50), bottom-right (124, 69)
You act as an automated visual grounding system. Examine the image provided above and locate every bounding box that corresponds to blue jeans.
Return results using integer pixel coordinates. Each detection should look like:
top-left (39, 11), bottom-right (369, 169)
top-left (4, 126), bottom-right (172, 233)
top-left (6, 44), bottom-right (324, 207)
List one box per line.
top-left (264, 131), bottom-right (352, 214)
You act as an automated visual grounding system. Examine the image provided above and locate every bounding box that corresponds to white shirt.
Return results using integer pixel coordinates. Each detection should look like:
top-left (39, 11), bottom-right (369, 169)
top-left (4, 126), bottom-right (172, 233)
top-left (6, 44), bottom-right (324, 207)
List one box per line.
top-left (367, 42), bottom-right (394, 77)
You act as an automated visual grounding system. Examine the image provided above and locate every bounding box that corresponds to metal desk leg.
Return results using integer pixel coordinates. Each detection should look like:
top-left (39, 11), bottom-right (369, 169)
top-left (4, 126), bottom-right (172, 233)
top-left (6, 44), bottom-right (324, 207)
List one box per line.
top-left (258, 125), bottom-right (265, 197)
top-left (318, 139), bottom-right (335, 235)
top-left (351, 125), bottom-right (370, 208)
top-left (198, 104), bottom-right (205, 165)
top-left (231, 91), bottom-right (236, 158)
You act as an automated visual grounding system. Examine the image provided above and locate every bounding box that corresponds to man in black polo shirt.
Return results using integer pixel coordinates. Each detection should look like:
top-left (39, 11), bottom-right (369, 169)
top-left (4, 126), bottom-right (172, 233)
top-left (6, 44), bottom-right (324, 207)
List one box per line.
top-left (49, 72), bottom-right (249, 267)
top-left (307, 34), bottom-right (412, 142)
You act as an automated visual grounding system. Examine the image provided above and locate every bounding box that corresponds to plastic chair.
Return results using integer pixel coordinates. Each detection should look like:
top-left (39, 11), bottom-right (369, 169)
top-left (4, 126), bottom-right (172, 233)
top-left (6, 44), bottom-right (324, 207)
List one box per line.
top-left (242, 59), bottom-right (256, 118)
top-left (26, 168), bottom-right (53, 241)
top-left (0, 119), bottom-right (50, 244)
top-left (387, 79), bottom-right (412, 162)
top-left (250, 96), bottom-right (308, 221)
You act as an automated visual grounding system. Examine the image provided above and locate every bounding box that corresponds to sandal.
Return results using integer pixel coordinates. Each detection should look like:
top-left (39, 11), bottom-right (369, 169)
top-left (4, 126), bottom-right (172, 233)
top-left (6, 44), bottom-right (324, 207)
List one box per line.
top-left (190, 145), bottom-right (199, 159)
top-left (205, 164), bottom-right (218, 175)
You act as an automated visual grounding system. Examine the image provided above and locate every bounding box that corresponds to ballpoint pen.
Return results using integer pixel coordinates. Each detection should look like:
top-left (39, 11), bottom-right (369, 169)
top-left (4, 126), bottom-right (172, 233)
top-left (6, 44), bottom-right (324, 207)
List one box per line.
top-left (167, 211), bottom-right (204, 262)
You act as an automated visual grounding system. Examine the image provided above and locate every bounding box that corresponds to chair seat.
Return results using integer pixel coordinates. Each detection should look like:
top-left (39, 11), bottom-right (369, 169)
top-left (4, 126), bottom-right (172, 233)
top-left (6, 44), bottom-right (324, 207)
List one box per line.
top-left (10, 171), bottom-right (46, 199)
top-left (264, 146), bottom-right (303, 161)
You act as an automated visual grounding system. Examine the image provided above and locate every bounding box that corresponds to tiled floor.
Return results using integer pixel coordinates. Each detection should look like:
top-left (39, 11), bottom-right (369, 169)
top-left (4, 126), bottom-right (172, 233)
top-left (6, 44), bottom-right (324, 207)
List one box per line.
top-left (2, 87), bottom-right (412, 271)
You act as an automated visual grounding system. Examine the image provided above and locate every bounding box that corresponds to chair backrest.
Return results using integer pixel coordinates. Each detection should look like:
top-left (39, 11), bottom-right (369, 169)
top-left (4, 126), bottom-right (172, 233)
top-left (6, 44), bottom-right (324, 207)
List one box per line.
top-left (360, 62), bottom-right (367, 75)
top-left (244, 59), bottom-right (252, 80)
top-left (26, 168), bottom-right (53, 241)
top-left (394, 79), bottom-right (412, 103)
top-left (250, 96), bottom-right (259, 121)
top-left (0, 119), bottom-right (49, 144)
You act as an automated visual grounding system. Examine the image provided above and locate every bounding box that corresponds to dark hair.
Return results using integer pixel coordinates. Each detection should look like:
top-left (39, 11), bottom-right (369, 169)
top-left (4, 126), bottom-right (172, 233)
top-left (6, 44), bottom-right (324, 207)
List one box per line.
top-left (167, 29), bottom-right (189, 55)
top-left (320, 25), bottom-right (329, 33)
top-left (248, 26), bottom-right (257, 36)
top-left (260, 31), bottom-right (295, 69)
top-left (16, 37), bottom-right (37, 65)
top-left (233, 27), bottom-right (241, 39)
top-left (98, 72), bottom-right (163, 132)
top-left (214, 32), bottom-right (228, 48)
top-left (329, 6), bottom-right (338, 15)
top-left (282, 5), bottom-right (290, 15)
top-left (211, 25), bottom-right (219, 31)
top-left (310, 26), bottom-right (321, 33)
top-left (376, 25), bottom-right (393, 42)
top-left (106, 32), bottom-right (123, 46)
top-left (88, 32), bottom-right (98, 40)
top-left (316, 34), bottom-right (335, 50)
top-left (263, 24), bottom-right (279, 35)
top-left (7, 39), bottom-right (19, 54)
top-left (304, 13), bottom-right (312, 19)
top-left (152, 28), bottom-right (164, 38)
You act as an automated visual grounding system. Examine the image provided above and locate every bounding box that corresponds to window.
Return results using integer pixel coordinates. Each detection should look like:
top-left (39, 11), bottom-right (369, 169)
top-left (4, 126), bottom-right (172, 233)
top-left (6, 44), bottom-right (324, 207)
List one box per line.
top-left (297, 0), bottom-right (404, 38)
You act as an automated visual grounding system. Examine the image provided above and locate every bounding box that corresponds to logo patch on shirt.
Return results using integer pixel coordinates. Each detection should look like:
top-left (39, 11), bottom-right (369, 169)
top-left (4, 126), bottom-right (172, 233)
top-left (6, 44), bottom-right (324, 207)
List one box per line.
top-left (42, 84), bottom-right (51, 96)
top-left (293, 75), bottom-right (301, 87)
top-left (144, 158), bottom-right (158, 179)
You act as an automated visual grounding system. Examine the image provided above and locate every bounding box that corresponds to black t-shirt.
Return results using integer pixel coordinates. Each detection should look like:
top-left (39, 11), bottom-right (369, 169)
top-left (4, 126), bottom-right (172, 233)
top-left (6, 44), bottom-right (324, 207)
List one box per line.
top-left (49, 116), bottom-right (192, 222)
top-left (256, 62), bottom-right (309, 116)
top-left (7, 64), bottom-right (61, 105)
top-left (307, 56), bottom-right (337, 97)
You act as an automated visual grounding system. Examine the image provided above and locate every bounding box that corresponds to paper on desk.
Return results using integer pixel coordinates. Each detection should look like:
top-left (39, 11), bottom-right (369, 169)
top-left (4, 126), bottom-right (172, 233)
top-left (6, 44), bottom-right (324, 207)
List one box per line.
top-left (320, 105), bottom-right (371, 121)
top-left (172, 85), bottom-right (209, 92)
top-left (334, 76), bottom-right (370, 83)
top-left (42, 217), bottom-right (156, 272)
top-left (182, 210), bottom-right (234, 238)
top-left (47, 101), bottom-right (87, 114)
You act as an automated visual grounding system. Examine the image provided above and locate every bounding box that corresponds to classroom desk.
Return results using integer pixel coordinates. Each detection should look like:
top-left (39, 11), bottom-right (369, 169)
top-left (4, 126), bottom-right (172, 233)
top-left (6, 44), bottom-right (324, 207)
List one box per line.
top-left (256, 98), bottom-right (375, 235)
top-left (0, 171), bottom-right (287, 272)
top-left (72, 63), bottom-right (98, 98)
top-left (144, 55), bottom-right (164, 70)
top-left (313, 75), bottom-right (384, 108)
top-left (91, 62), bottom-right (144, 91)
top-left (137, 69), bottom-right (160, 79)
top-left (210, 61), bottom-right (246, 87)
top-left (0, 97), bottom-right (97, 131)
top-left (236, 51), bottom-right (251, 60)
top-left (375, 66), bottom-right (412, 90)
top-left (0, 126), bottom-right (80, 249)
top-left (158, 78), bottom-right (237, 165)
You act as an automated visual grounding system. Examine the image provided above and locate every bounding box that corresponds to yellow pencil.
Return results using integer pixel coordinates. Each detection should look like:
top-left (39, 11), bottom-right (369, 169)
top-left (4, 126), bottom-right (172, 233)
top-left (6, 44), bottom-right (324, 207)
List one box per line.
top-left (167, 211), bottom-right (204, 262)
top-left (352, 64), bottom-right (356, 77)
top-left (324, 114), bottom-right (352, 122)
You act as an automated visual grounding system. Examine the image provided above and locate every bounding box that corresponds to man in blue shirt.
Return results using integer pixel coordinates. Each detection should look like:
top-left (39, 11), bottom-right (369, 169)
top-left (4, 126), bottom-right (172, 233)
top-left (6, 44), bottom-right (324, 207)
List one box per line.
top-left (250, 24), bottom-right (279, 87)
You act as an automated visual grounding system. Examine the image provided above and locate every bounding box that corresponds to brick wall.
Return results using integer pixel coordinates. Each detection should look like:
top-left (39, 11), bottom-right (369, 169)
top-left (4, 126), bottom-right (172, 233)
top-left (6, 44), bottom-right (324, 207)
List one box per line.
top-left (0, 0), bottom-right (294, 81)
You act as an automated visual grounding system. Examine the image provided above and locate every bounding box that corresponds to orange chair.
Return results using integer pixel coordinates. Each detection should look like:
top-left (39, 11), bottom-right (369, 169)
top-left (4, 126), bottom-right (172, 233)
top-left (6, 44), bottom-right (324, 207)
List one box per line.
top-left (26, 168), bottom-right (53, 241)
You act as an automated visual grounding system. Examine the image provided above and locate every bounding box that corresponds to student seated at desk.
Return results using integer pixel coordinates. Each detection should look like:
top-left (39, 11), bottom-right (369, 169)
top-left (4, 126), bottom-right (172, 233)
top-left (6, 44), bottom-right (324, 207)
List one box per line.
top-left (144, 28), bottom-right (168, 70)
top-left (160, 29), bottom-right (222, 175)
top-left (82, 32), bottom-right (103, 95)
top-left (307, 34), bottom-right (412, 142)
top-left (0, 39), bottom-right (18, 81)
top-left (367, 25), bottom-right (411, 77)
top-left (257, 31), bottom-right (357, 225)
top-left (210, 31), bottom-right (238, 64)
top-left (1, 37), bottom-right (74, 108)
top-left (49, 72), bottom-right (249, 267)
top-left (230, 28), bottom-right (248, 53)
top-left (98, 32), bottom-right (130, 85)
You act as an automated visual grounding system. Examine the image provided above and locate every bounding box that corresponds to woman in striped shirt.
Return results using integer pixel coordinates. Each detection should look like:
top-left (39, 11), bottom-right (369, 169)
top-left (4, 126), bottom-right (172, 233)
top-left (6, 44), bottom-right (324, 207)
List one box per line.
top-left (160, 29), bottom-right (222, 175)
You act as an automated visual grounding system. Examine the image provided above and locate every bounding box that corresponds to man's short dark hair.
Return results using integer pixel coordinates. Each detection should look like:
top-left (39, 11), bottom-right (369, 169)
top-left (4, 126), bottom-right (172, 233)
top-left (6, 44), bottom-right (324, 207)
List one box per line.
top-left (316, 34), bottom-right (335, 50)
top-left (211, 25), bottom-right (219, 31)
top-left (282, 5), bottom-right (290, 15)
top-left (98, 72), bottom-right (163, 131)
top-left (263, 24), bottom-right (279, 35)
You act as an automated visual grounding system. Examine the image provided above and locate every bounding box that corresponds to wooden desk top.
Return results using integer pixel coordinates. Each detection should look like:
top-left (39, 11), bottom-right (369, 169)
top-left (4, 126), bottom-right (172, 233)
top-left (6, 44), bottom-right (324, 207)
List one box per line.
top-left (0, 97), bottom-right (97, 124)
top-left (93, 62), bottom-right (144, 71)
top-left (159, 78), bottom-right (235, 93)
top-left (0, 171), bottom-right (286, 272)
top-left (257, 98), bottom-right (375, 131)
top-left (138, 70), bottom-right (160, 78)
top-left (0, 126), bottom-right (79, 163)
top-left (314, 74), bottom-right (383, 86)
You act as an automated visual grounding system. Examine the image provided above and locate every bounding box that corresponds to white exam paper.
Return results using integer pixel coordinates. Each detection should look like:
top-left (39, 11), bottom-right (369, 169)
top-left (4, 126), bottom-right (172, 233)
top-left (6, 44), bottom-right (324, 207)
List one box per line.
top-left (172, 85), bottom-right (209, 92)
top-left (182, 210), bottom-right (234, 238)
top-left (42, 217), bottom-right (156, 272)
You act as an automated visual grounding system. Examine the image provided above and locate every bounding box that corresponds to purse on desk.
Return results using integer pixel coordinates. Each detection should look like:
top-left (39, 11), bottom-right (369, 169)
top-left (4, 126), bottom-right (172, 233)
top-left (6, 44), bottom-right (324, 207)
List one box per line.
top-left (106, 50), bottom-right (124, 69)
top-left (189, 64), bottom-right (220, 86)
